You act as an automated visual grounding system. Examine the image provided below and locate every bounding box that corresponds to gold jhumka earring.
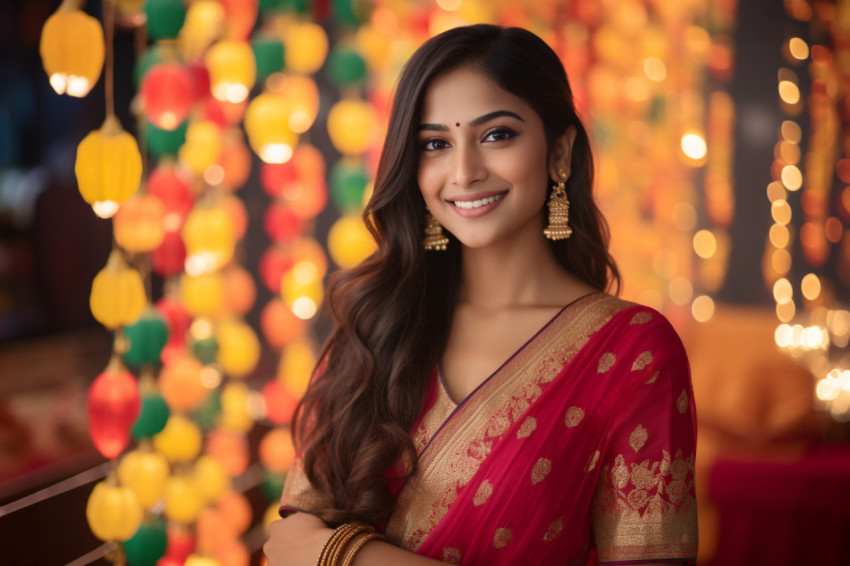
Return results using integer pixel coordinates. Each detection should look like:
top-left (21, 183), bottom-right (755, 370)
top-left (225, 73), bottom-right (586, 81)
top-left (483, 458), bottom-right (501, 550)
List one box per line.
top-left (543, 168), bottom-right (573, 240)
top-left (423, 208), bottom-right (449, 250)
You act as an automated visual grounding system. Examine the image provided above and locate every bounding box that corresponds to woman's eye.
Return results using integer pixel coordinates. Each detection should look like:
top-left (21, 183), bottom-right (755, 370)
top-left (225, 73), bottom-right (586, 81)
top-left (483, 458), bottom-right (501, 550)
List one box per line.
top-left (483, 127), bottom-right (516, 143)
top-left (422, 138), bottom-right (450, 151)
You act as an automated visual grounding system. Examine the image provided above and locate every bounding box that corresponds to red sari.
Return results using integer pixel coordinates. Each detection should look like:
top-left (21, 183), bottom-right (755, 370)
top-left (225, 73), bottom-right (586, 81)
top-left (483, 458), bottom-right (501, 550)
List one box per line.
top-left (281, 294), bottom-right (698, 565)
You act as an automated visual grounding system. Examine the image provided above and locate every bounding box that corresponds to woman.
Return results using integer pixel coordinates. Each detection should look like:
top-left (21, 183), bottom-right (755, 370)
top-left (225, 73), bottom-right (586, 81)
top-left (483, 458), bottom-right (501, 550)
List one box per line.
top-left (265, 24), bottom-right (697, 566)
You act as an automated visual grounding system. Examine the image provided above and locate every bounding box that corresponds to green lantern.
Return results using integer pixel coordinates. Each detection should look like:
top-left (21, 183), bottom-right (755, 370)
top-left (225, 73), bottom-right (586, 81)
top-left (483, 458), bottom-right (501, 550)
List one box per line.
top-left (262, 470), bottom-right (287, 501)
top-left (327, 45), bottom-right (366, 88)
top-left (123, 307), bottom-right (169, 368)
top-left (144, 0), bottom-right (186, 41)
top-left (192, 336), bottom-right (218, 365)
top-left (252, 36), bottom-right (285, 81)
top-left (146, 119), bottom-right (188, 158)
top-left (330, 159), bottom-right (369, 212)
top-left (131, 392), bottom-right (170, 439)
top-left (191, 390), bottom-right (221, 430)
top-left (124, 515), bottom-right (167, 566)
top-left (332, 0), bottom-right (370, 26)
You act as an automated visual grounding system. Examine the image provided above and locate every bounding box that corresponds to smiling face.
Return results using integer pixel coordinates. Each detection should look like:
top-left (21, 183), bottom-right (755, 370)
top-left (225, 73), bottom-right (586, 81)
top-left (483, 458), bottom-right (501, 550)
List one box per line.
top-left (417, 66), bottom-right (575, 250)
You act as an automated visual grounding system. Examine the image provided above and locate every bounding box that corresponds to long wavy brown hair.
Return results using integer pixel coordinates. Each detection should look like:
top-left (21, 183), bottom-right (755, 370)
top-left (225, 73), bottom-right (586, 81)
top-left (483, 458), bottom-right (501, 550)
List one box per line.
top-left (292, 24), bottom-right (620, 527)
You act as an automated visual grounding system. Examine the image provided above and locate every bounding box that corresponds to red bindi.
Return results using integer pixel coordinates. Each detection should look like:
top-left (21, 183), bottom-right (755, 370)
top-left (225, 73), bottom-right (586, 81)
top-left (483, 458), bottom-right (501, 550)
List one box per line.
top-left (455, 122), bottom-right (460, 127)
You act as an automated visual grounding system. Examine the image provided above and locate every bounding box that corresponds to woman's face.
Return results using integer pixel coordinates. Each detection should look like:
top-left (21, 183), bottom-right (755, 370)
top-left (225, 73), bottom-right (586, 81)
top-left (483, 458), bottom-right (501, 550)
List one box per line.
top-left (417, 66), bottom-right (574, 250)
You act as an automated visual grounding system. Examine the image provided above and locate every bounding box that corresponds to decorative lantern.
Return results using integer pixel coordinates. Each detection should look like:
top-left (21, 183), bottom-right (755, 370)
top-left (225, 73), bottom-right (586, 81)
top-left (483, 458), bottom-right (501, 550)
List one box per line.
top-left (145, 119), bottom-right (188, 158)
top-left (258, 427), bottom-right (295, 472)
top-left (330, 159), bottom-right (370, 212)
top-left (260, 298), bottom-right (306, 350)
top-left (327, 44), bottom-right (367, 88)
top-left (283, 176), bottom-right (328, 220)
top-left (89, 250), bottom-right (146, 330)
top-left (164, 524), bottom-right (196, 564)
top-left (217, 131), bottom-right (252, 191)
top-left (76, 116), bottom-right (143, 215)
top-left (118, 447), bottom-right (170, 509)
top-left (263, 202), bottom-right (302, 243)
top-left (193, 455), bottom-right (231, 503)
top-left (159, 354), bottom-right (209, 412)
top-left (217, 491), bottom-right (252, 535)
top-left (222, 266), bottom-right (256, 316)
top-left (179, 272), bottom-right (225, 317)
top-left (278, 339), bottom-right (316, 395)
top-left (124, 515), bottom-right (168, 566)
top-left (163, 475), bottom-right (205, 524)
top-left (141, 63), bottom-right (195, 131)
top-left (328, 214), bottom-right (376, 268)
top-left (205, 40), bottom-right (256, 104)
top-left (219, 0), bottom-right (258, 40)
top-left (182, 205), bottom-right (236, 274)
top-left (40, 1), bottom-right (104, 97)
top-left (86, 476), bottom-right (144, 541)
top-left (205, 428), bottom-right (249, 477)
top-left (284, 22), bottom-right (328, 74)
top-left (218, 382), bottom-right (253, 432)
top-left (152, 230), bottom-right (188, 278)
top-left (131, 390), bottom-right (170, 439)
top-left (261, 379), bottom-right (298, 424)
top-left (291, 237), bottom-right (328, 279)
top-left (260, 143), bottom-right (325, 198)
top-left (154, 414), bottom-right (203, 463)
top-left (123, 305), bottom-right (170, 368)
top-left (258, 245), bottom-right (294, 293)
top-left (252, 35), bottom-right (284, 81)
top-left (272, 74), bottom-right (319, 134)
top-left (244, 92), bottom-right (298, 163)
top-left (179, 0), bottom-right (225, 60)
top-left (147, 162), bottom-right (194, 225)
top-left (144, 0), bottom-right (186, 40)
top-left (88, 361), bottom-right (141, 459)
top-left (216, 318), bottom-right (261, 378)
top-left (281, 268), bottom-right (323, 320)
top-left (114, 194), bottom-right (166, 253)
top-left (327, 99), bottom-right (376, 156)
top-left (178, 120), bottom-right (223, 178)
top-left (221, 194), bottom-right (248, 240)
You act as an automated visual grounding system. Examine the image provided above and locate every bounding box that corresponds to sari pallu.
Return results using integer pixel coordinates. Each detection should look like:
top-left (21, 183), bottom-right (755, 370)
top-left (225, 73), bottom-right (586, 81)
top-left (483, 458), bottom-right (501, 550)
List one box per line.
top-left (280, 294), bottom-right (698, 565)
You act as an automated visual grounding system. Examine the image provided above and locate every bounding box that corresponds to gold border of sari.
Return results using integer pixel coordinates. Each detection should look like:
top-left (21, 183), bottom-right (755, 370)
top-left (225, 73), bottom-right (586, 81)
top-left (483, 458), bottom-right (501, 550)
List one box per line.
top-left (386, 293), bottom-right (632, 550)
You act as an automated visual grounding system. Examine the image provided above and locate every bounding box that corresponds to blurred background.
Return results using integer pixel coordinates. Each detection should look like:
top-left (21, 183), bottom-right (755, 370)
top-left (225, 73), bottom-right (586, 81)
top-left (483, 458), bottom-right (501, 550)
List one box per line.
top-left (0, 0), bottom-right (849, 564)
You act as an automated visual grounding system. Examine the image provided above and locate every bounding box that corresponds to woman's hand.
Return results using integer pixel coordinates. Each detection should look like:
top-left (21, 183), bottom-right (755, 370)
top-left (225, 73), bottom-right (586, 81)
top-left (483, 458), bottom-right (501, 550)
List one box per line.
top-left (264, 512), bottom-right (334, 566)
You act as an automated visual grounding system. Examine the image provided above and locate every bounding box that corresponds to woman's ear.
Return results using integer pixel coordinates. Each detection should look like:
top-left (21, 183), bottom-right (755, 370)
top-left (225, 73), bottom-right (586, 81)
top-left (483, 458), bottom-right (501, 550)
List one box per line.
top-left (548, 126), bottom-right (578, 181)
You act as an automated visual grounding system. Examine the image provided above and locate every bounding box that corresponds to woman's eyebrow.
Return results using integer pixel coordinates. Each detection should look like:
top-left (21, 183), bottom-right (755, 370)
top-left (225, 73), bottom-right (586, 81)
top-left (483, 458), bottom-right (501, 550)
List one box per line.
top-left (418, 110), bottom-right (525, 132)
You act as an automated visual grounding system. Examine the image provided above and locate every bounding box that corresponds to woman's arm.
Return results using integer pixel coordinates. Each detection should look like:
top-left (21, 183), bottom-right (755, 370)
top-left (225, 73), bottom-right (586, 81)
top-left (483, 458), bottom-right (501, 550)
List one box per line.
top-left (264, 512), bottom-right (448, 566)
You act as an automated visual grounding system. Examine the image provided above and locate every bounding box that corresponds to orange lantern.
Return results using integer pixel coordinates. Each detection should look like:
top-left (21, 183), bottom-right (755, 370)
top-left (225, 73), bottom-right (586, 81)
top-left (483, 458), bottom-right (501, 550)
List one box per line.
top-left (76, 116), bottom-right (142, 215)
top-left (222, 266), bottom-right (256, 316)
top-left (219, 0), bottom-right (257, 40)
top-left (90, 250), bottom-right (146, 329)
top-left (244, 92), bottom-right (298, 163)
top-left (205, 40), bottom-right (256, 104)
top-left (86, 475), bottom-right (144, 541)
top-left (216, 491), bottom-right (252, 535)
top-left (261, 378), bottom-right (299, 424)
top-left (114, 194), bottom-right (166, 253)
top-left (220, 194), bottom-right (248, 240)
top-left (158, 354), bottom-right (209, 412)
top-left (258, 427), bottom-right (295, 472)
top-left (141, 63), bottom-right (195, 131)
top-left (291, 237), bottom-right (328, 279)
top-left (260, 298), bottom-right (306, 350)
top-left (205, 428), bottom-right (249, 477)
top-left (216, 131), bottom-right (252, 191)
top-left (40, 1), bottom-right (104, 97)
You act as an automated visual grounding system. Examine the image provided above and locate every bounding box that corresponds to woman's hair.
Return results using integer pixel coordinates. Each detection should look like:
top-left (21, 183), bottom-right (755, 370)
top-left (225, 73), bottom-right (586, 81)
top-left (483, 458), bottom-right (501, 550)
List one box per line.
top-left (292, 24), bottom-right (620, 526)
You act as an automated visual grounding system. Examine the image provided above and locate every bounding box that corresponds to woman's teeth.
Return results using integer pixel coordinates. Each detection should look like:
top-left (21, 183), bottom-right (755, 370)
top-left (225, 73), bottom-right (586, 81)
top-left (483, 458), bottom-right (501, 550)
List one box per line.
top-left (452, 194), bottom-right (504, 209)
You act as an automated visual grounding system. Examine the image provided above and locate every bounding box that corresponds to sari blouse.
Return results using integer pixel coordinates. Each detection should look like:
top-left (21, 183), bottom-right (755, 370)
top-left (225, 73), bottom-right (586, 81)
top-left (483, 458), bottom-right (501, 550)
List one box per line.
top-left (280, 294), bottom-right (698, 565)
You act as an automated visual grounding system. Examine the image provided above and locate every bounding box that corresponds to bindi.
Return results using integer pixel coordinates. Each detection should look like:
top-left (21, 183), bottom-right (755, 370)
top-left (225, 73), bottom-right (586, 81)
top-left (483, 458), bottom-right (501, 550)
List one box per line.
top-left (455, 122), bottom-right (460, 127)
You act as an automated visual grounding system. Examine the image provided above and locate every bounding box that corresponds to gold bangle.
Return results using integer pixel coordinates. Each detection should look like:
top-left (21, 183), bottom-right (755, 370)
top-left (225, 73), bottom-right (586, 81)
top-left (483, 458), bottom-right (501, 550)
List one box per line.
top-left (339, 531), bottom-right (385, 566)
top-left (317, 522), bottom-right (376, 566)
top-left (317, 523), bottom-right (358, 566)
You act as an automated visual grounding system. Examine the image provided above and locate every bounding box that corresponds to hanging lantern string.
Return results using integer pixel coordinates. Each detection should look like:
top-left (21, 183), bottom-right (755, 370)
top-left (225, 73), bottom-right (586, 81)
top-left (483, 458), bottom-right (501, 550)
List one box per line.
top-left (134, 21), bottom-right (149, 176)
top-left (103, 0), bottom-right (115, 118)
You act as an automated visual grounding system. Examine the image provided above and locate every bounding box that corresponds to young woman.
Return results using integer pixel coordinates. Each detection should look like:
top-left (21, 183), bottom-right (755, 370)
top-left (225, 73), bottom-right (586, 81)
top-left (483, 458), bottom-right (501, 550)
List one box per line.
top-left (264, 24), bottom-right (697, 566)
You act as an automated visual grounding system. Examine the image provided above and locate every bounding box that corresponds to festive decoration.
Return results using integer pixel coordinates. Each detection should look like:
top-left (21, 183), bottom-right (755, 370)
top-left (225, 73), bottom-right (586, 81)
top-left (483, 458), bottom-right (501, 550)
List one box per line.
top-left (327, 214), bottom-right (376, 268)
top-left (89, 250), bottom-right (146, 329)
top-left (123, 306), bottom-right (170, 368)
top-left (244, 92), bottom-right (299, 163)
top-left (144, 0), bottom-right (186, 41)
top-left (182, 205), bottom-right (236, 274)
top-left (179, 272), bottom-right (225, 317)
top-left (86, 476), bottom-right (144, 541)
top-left (88, 362), bottom-right (141, 459)
top-left (124, 515), bottom-right (168, 566)
top-left (75, 116), bottom-right (142, 215)
top-left (216, 318), bottom-right (261, 377)
top-left (154, 414), bottom-right (203, 463)
top-left (118, 447), bottom-right (170, 509)
top-left (141, 63), bottom-right (195, 131)
top-left (327, 99), bottom-right (376, 155)
top-left (206, 40), bottom-right (256, 104)
top-left (163, 475), bottom-right (205, 524)
top-left (159, 354), bottom-right (209, 412)
top-left (113, 194), bottom-right (167, 253)
top-left (132, 390), bottom-right (170, 439)
top-left (40, 1), bottom-right (105, 97)
top-left (178, 119), bottom-right (224, 178)
top-left (284, 22), bottom-right (329, 74)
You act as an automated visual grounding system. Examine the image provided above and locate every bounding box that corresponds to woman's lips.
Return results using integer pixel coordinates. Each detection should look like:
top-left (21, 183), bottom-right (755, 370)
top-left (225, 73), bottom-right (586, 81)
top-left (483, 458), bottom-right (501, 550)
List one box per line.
top-left (446, 192), bottom-right (507, 218)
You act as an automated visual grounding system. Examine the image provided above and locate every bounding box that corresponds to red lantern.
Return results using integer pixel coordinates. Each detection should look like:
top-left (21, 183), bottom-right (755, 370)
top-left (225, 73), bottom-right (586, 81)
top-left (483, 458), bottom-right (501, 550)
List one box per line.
top-left (186, 62), bottom-right (211, 103)
top-left (88, 362), bottom-right (141, 459)
top-left (260, 160), bottom-right (298, 198)
top-left (156, 296), bottom-right (192, 348)
top-left (151, 230), bottom-right (187, 277)
top-left (147, 163), bottom-right (194, 226)
top-left (141, 63), bottom-right (194, 131)
top-left (203, 96), bottom-right (247, 127)
top-left (258, 245), bottom-right (294, 293)
top-left (262, 379), bottom-right (299, 425)
top-left (165, 523), bottom-right (196, 563)
top-left (260, 297), bottom-right (306, 350)
top-left (219, 0), bottom-right (257, 41)
top-left (263, 202), bottom-right (302, 243)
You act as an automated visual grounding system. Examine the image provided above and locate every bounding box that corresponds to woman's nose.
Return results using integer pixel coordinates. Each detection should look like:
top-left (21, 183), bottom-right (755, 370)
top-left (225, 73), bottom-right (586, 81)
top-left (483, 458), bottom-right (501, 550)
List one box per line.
top-left (450, 144), bottom-right (487, 188)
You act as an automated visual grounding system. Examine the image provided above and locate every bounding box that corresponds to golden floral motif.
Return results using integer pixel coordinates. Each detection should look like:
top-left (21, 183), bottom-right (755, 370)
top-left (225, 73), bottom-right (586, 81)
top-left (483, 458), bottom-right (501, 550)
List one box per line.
top-left (597, 352), bottom-right (616, 373)
top-left (645, 371), bottom-right (659, 385)
top-left (630, 311), bottom-right (653, 325)
top-left (442, 547), bottom-right (462, 563)
top-left (676, 389), bottom-right (689, 414)
top-left (631, 350), bottom-right (653, 371)
top-left (611, 455), bottom-right (629, 489)
top-left (626, 488), bottom-right (649, 509)
top-left (543, 516), bottom-right (565, 543)
top-left (493, 527), bottom-right (512, 549)
top-left (564, 406), bottom-right (585, 428)
top-left (473, 479), bottom-right (493, 507)
top-left (531, 457), bottom-right (552, 485)
top-left (584, 450), bottom-right (601, 473)
top-left (629, 425), bottom-right (648, 453)
top-left (517, 417), bottom-right (537, 438)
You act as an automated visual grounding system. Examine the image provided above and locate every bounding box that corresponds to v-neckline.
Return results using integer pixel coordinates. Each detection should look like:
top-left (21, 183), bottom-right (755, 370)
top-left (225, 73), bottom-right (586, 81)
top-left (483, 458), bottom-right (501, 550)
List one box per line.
top-left (437, 292), bottom-right (598, 408)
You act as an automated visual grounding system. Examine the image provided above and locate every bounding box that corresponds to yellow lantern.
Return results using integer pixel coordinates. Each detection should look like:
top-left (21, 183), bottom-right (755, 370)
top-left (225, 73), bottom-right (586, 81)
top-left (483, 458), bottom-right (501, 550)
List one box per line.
top-left (182, 205), bottom-right (236, 274)
top-left (284, 22), bottom-right (329, 74)
top-left (40, 1), bottom-right (104, 97)
top-left (75, 115), bottom-right (143, 216)
top-left (193, 455), bottom-right (231, 503)
top-left (268, 74), bottom-right (320, 134)
top-left (178, 120), bottom-right (223, 178)
top-left (179, 0), bottom-right (225, 60)
top-left (327, 99), bottom-right (377, 156)
top-left (278, 339), bottom-right (316, 395)
top-left (244, 92), bottom-right (299, 163)
top-left (185, 554), bottom-right (222, 566)
top-left (153, 414), bottom-right (202, 463)
top-left (90, 250), bottom-right (146, 329)
top-left (219, 382), bottom-right (253, 432)
top-left (179, 272), bottom-right (225, 317)
top-left (163, 475), bottom-right (204, 524)
top-left (327, 214), bottom-right (376, 268)
top-left (281, 269), bottom-right (323, 321)
top-left (216, 318), bottom-right (260, 378)
top-left (86, 476), bottom-right (144, 541)
top-left (117, 447), bottom-right (170, 510)
top-left (113, 194), bottom-right (166, 252)
top-left (205, 40), bottom-right (256, 104)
